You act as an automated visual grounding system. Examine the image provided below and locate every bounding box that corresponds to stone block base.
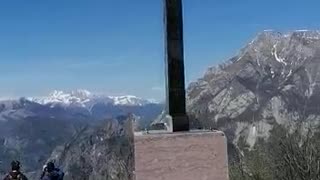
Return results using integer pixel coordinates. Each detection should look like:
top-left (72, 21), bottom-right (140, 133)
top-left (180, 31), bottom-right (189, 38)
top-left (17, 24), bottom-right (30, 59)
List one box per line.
top-left (134, 130), bottom-right (229, 180)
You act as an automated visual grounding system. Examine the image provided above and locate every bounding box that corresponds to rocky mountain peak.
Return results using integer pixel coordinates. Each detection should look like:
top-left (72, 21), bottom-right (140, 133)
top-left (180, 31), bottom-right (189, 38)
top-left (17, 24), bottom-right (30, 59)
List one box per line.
top-left (70, 89), bottom-right (92, 99)
top-left (187, 30), bottom-right (320, 149)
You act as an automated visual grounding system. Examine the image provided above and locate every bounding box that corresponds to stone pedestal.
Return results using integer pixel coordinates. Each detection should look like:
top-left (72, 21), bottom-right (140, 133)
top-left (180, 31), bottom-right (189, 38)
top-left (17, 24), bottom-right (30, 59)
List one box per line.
top-left (133, 130), bottom-right (229, 180)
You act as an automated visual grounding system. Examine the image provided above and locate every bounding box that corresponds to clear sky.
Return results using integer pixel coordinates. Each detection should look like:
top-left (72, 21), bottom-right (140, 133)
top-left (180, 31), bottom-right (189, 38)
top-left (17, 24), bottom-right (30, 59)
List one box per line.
top-left (1, 0), bottom-right (320, 100)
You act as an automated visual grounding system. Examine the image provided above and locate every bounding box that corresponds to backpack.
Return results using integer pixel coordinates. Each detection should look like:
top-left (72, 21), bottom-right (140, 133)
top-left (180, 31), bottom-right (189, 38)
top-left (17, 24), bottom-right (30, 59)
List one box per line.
top-left (9, 175), bottom-right (21, 180)
top-left (6, 171), bottom-right (23, 180)
top-left (42, 170), bottom-right (62, 180)
top-left (54, 168), bottom-right (64, 180)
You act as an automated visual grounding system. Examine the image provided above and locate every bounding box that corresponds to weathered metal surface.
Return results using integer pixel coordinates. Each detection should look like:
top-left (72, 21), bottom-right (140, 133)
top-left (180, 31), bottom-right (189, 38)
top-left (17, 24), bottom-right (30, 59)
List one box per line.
top-left (164, 0), bottom-right (189, 132)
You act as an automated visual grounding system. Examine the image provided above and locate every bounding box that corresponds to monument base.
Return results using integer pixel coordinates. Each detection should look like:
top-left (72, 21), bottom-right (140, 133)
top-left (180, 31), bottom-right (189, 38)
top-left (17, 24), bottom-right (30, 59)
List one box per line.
top-left (133, 130), bottom-right (229, 180)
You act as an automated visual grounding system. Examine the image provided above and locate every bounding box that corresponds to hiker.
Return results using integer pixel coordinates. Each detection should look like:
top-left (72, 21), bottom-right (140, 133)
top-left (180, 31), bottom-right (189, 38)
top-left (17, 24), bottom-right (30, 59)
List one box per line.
top-left (3, 161), bottom-right (28, 180)
top-left (40, 162), bottom-right (64, 180)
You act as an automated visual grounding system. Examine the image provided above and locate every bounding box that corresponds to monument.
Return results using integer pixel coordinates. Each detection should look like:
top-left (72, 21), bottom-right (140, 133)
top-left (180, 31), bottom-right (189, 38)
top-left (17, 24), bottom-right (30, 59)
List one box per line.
top-left (133, 0), bottom-right (229, 179)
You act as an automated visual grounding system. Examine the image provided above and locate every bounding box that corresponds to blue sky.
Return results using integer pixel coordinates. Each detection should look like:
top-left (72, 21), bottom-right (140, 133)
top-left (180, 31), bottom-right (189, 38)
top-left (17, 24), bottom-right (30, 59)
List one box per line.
top-left (0, 0), bottom-right (320, 100)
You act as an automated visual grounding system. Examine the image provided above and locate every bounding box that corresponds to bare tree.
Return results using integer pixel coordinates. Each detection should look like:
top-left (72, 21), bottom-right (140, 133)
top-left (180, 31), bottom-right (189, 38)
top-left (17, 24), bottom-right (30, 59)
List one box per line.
top-left (270, 125), bottom-right (320, 180)
top-left (230, 124), bottom-right (320, 180)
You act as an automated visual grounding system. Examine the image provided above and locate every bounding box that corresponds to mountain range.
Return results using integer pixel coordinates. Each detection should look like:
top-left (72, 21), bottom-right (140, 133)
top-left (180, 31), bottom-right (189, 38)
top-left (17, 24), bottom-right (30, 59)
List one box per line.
top-left (187, 30), bottom-right (320, 153)
top-left (28, 89), bottom-right (158, 107)
top-left (51, 30), bottom-right (320, 180)
top-left (2, 30), bottom-right (320, 179)
top-left (0, 90), bottom-right (162, 177)
top-left (0, 90), bottom-right (162, 123)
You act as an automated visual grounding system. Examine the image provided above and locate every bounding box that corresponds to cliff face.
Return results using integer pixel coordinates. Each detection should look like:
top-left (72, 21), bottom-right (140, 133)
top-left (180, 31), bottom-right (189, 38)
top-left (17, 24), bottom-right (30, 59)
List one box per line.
top-left (187, 31), bottom-right (320, 147)
top-left (47, 116), bottom-right (134, 180)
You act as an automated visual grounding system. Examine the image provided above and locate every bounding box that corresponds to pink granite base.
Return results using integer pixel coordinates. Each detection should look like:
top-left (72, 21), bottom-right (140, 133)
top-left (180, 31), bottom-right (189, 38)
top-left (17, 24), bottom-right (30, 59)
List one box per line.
top-left (134, 131), bottom-right (229, 180)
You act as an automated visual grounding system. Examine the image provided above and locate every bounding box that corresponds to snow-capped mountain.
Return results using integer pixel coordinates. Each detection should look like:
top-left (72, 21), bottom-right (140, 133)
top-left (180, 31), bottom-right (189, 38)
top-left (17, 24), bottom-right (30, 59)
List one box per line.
top-left (0, 90), bottom-right (163, 124)
top-left (28, 90), bottom-right (92, 106)
top-left (28, 89), bottom-right (158, 107)
top-left (0, 91), bottom-right (163, 176)
top-left (109, 95), bottom-right (155, 106)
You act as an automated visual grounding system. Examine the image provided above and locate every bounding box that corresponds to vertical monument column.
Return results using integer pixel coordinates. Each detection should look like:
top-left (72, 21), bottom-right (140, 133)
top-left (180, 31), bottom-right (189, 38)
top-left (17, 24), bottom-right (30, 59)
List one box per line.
top-left (133, 0), bottom-right (229, 179)
top-left (164, 0), bottom-right (189, 132)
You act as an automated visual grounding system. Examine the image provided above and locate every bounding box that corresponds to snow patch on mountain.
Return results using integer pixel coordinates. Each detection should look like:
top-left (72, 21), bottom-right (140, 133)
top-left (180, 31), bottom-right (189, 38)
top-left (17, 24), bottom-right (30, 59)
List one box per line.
top-left (272, 44), bottom-right (287, 65)
top-left (108, 95), bottom-right (153, 106)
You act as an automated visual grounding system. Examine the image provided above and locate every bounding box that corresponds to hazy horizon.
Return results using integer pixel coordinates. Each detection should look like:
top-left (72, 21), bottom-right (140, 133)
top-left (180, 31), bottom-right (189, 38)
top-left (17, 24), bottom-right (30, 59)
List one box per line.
top-left (0, 89), bottom-right (166, 102)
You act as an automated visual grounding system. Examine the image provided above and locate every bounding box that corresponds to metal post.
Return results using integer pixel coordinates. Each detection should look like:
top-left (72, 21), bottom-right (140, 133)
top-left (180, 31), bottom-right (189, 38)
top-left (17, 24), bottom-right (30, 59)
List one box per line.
top-left (164, 0), bottom-right (189, 132)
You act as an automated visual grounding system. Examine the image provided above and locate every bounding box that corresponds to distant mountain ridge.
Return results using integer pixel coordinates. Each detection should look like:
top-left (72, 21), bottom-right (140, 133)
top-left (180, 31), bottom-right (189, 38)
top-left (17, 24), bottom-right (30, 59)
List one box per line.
top-left (27, 89), bottom-right (158, 107)
top-left (0, 90), bottom-right (163, 123)
top-left (0, 90), bottom-right (162, 177)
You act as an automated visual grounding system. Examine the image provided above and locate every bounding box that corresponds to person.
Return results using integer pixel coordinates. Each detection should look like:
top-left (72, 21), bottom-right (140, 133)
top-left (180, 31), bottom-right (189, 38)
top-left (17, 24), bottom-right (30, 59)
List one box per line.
top-left (3, 160), bottom-right (28, 180)
top-left (40, 162), bottom-right (64, 180)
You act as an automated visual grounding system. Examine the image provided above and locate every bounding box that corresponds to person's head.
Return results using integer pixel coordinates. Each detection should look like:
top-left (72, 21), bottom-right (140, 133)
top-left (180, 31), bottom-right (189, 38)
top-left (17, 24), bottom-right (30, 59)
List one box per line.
top-left (46, 162), bottom-right (55, 172)
top-left (11, 161), bottom-right (20, 171)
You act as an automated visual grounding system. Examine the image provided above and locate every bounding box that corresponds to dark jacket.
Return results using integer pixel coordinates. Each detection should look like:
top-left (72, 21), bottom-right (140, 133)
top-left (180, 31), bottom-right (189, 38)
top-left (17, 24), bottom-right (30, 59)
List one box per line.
top-left (40, 168), bottom-right (64, 180)
top-left (3, 171), bottom-right (28, 180)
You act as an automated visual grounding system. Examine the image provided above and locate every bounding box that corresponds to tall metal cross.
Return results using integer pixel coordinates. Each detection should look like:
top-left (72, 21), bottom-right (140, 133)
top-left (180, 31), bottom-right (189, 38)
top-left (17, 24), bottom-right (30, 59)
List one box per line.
top-left (164, 0), bottom-right (189, 132)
